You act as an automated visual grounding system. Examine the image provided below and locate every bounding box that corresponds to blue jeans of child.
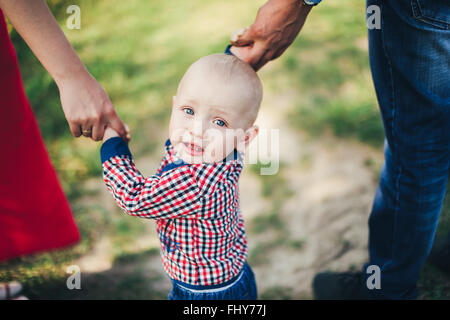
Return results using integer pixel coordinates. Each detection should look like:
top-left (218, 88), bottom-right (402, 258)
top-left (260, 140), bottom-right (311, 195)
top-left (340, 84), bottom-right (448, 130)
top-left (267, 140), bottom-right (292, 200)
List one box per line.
top-left (363, 0), bottom-right (450, 299)
top-left (168, 263), bottom-right (257, 300)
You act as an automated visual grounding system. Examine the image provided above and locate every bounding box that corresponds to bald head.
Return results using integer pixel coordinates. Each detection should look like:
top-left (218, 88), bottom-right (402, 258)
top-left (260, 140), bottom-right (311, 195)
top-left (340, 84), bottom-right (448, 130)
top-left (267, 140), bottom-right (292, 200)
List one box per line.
top-left (176, 53), bottom-right (263, 128)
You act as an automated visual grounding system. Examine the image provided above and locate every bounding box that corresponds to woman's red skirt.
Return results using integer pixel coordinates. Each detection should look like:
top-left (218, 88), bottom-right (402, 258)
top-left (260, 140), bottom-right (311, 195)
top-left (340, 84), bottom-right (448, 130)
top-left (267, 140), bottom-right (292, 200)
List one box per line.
top-left (0, 10), bottom-right (80, 262)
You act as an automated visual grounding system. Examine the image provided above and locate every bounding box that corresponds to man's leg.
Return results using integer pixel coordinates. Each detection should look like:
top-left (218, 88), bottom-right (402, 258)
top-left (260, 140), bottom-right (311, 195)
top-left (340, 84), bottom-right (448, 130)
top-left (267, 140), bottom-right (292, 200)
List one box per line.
top-left (313, 0), bottom-right (450, 299)
top-left (364, 0), bottom-right (450, 299)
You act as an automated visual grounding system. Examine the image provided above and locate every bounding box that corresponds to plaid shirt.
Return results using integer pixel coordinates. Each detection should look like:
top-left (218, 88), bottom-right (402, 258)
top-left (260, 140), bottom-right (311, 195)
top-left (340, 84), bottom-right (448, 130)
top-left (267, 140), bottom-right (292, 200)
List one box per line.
top-left (101, 137), bottom-right (248, 286)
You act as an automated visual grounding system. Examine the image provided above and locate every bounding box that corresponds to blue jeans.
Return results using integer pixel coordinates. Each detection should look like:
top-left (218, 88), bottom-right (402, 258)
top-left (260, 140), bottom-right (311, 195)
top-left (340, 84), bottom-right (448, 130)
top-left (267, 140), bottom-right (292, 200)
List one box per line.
top-left (364, 0), bottom-right (450, 299)
top-left (168, 263), bottom-right (257, 300)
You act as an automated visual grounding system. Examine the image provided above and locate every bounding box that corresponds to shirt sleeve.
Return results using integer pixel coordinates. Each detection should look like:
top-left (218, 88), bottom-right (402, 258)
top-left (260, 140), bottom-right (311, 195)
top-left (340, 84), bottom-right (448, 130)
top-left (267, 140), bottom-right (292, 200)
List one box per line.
top-left (101, 137), bottom-right (203, 219)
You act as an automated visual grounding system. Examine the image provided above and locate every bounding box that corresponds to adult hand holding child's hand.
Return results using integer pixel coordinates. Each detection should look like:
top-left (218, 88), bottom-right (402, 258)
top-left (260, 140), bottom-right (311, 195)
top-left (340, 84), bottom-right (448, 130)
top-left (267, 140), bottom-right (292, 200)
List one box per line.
top-left (102, 125), bottom-right (130, 143)
top-left (57, 71), bottom-right (130, 142)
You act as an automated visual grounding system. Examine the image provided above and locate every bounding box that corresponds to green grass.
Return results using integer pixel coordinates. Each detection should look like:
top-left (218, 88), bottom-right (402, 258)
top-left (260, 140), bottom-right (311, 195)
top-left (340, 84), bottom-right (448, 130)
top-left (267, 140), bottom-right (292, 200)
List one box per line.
top-left (418, 183), bottom-right (450, 300)
top-left (246, 162), bottom-right (304, 268)
top-left (291, 98), bottom-right (384, 147)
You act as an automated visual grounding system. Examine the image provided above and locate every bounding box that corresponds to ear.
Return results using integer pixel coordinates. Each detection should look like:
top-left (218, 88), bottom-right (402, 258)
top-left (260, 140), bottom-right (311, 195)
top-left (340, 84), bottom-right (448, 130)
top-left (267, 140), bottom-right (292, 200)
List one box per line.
top-left (236, 125), bottom-right (258, 153)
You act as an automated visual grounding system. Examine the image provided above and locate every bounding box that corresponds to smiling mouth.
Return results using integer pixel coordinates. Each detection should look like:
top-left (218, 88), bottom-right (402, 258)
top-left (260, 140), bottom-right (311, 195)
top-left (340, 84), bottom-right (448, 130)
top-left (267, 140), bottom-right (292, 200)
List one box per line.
top-left (182, 142), bottom-right (204, 156)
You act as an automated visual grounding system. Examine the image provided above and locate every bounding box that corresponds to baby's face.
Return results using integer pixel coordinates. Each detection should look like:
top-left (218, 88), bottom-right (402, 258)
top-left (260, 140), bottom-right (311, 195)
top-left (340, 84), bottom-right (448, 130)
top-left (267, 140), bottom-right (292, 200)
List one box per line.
top-left (169, 67), bottom-right (258, 164)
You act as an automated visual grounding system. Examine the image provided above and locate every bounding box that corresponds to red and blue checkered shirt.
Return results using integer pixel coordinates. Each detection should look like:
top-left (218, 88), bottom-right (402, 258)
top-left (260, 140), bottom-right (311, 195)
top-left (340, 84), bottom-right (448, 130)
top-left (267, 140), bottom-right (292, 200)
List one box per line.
top-left (101, 137), bottom-right (248, 286)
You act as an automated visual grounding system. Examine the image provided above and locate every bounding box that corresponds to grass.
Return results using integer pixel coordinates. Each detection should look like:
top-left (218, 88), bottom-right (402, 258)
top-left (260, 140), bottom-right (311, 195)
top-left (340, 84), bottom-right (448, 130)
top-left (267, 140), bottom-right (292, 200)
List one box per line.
top-left (248, 235), bottom-right (305, 267)
top-left (418, 183), bottom-right (450, 300)
top-left (246, 162), bottom-right (304, 268)
top-left (247, 161), bottom-right (291, 236)
top-left (292, 98), bottom-right (385, 147)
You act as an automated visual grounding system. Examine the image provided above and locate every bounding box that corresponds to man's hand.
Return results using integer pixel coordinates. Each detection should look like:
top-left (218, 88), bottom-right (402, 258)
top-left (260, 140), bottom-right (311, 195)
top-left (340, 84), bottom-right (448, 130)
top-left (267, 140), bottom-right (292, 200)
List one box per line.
top-left (230, 0), bottom-right (312, 71)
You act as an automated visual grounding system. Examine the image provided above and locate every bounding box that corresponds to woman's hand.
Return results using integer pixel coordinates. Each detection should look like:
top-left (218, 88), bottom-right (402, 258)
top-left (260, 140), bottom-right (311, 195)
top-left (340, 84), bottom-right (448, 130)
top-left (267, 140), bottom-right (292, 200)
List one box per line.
top-left (57, 71), bottom-right (129, 142)
top-left (0, 0), bottom-right (129, 142)
top-left (230, 0), bottom-right (312, 71)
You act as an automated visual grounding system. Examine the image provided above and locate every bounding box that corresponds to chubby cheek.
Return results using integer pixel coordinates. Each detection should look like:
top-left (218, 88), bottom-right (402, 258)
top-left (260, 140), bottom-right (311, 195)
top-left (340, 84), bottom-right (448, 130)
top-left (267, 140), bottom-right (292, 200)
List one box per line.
top-left (168, 114), bottom-right (187, 145)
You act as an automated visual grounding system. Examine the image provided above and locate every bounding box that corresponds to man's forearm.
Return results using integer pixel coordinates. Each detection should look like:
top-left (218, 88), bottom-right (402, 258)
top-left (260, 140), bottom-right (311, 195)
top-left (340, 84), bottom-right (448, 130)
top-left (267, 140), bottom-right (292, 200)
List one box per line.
top-left (0, 0), bottom-right (87, 85)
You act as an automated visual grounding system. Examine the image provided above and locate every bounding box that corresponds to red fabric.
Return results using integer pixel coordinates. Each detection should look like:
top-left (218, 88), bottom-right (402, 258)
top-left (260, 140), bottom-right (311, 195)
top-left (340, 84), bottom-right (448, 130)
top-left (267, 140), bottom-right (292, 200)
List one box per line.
top-left (0, 10), bottom-right (80, 262)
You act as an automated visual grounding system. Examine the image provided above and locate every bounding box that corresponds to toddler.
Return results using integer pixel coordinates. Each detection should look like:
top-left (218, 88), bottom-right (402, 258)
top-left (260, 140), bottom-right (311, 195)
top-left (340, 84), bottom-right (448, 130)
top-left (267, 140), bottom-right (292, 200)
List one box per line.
top-left (100, 52), bottom-right (263, 300)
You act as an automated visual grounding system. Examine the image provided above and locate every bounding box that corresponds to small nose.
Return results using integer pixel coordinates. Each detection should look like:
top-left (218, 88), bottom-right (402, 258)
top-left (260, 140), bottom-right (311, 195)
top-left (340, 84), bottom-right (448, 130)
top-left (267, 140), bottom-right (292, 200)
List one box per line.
top-left (189, 119), bottom-right (206, 138)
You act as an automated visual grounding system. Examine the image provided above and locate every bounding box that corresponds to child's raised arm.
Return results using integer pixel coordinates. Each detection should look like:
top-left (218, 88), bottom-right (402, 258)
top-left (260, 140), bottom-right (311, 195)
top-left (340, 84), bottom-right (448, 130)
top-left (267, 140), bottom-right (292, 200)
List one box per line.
top-left (101, 137), bottom-right (204, 219)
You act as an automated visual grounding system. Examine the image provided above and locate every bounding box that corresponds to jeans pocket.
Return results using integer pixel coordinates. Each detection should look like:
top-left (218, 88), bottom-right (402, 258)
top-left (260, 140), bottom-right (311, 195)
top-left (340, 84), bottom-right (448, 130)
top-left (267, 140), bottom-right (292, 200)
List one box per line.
top-left (411, 0), bottom-right (450, 30)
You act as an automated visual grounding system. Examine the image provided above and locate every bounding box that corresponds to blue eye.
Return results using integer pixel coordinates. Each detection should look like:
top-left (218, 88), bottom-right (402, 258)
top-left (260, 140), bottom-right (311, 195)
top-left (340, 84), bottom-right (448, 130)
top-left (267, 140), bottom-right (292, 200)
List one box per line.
top-left (183, 108), bottom-right (194, 115)
top-left (214, 119), bottom-right (226, 127)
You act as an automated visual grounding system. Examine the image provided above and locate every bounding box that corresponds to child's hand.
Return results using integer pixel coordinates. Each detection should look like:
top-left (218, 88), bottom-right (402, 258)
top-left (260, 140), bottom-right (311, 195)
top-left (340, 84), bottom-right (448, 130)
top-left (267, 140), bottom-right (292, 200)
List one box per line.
top-left (229, 28), bottom-right (253, 64)
top-left (102, 127), bottom-right (119, 143)
top-left (103, 125), bottom-right (130, 143)
top-left (229, 46), bottom-right (252, 62)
